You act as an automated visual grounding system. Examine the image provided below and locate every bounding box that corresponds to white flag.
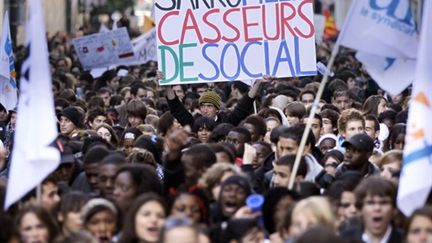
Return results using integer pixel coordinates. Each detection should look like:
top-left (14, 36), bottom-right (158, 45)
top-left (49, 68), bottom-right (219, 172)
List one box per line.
top-left (4, 0), bottom-right (60, 209)
top-left (338, 0), bottom-right (418, 95)
top-left (397, 0), bottom-right (432, 216)
top-left (0, 11), bottom-right (18, 111)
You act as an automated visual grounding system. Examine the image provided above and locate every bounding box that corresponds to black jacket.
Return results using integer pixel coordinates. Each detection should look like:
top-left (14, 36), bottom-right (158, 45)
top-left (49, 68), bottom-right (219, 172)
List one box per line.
top-left (167, 94), bottom-right (255, 127)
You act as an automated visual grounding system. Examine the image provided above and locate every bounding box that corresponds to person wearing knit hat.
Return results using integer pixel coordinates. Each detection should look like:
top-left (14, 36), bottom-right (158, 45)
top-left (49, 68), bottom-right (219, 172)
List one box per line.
top-left (81, 198), bottom-right (118, 243)
top-left (196, 90), bottom-right (221, 121)
top-left (59, 107), bottom-right (85, 137)
top-left (165, 75), bottom-right (272, 127)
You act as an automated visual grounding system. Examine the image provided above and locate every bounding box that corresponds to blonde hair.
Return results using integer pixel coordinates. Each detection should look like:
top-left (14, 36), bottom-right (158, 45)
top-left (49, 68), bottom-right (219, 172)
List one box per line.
top-left (378, 150), bottom-right (402, 169)
top-left (198, 163), bottom-right (238, 195)
top-left (292, 196), bottom-right (336, 230)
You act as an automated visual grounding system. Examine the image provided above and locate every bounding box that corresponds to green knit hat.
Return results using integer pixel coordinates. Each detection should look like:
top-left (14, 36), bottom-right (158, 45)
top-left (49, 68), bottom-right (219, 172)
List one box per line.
top-left (199, 91), bottom-right (221, 110)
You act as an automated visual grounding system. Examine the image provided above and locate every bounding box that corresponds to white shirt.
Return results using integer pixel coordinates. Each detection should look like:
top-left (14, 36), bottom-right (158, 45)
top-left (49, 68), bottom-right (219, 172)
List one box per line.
top-left (362, 226), bottom-right (392, 243)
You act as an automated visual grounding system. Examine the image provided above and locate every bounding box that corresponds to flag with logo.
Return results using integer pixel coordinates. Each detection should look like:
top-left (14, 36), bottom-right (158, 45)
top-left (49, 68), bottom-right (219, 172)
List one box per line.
top-left (4, 0), bottom-right (60, 209)
top-left (337, 0), bottom-right (418, 96)
top-left (0, 11), bottom-right (18, 111)
top-left (397, 0), bottom-right (432, 216)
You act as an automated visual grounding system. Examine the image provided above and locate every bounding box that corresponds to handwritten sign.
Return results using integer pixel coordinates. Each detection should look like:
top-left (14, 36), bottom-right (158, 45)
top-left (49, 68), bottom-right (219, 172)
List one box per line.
top-left (155, 0), bottom-right (317, 85)
top-left (72, 27), bottom-right (136, 70)
top-left (129, 28), bottom-right (158, 65)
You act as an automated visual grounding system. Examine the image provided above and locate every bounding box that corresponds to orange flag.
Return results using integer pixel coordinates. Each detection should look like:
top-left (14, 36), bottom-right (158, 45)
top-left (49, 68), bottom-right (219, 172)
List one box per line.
top-left (323, 9), bottom-right (338, 40)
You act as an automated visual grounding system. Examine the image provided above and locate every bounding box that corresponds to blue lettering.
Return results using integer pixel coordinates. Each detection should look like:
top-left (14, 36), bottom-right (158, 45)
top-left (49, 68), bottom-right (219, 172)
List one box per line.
top-left (220, 43), bottom-right (241, 80)
top-left (369, 0), bottom-right (413, 26)
top-left (294, 37), bottom-right (317, 76)
top-left (240, 41), bottom-right (262, 78)
top-left (272, 39), bottom-right (295, 76)
top-left (199, 43), bottom-right (220, 80)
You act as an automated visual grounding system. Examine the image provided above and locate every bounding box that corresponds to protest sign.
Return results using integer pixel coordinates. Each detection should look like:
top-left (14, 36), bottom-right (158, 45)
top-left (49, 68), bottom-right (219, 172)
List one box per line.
top-left (129, 28), bottom-right (158, 65)
top-left (155, 0), bottom-right (317, 85)
top-left (72, 27), bottom-right (136, 70)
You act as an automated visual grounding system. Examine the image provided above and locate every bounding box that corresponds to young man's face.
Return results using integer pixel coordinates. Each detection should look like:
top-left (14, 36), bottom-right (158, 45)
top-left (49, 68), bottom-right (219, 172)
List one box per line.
top-left (301, 93), bottom-right (314, 108)
top-left (344, 145), bottom-right (370, 170)
top-left (60, 116), bottom-right (76, 135)
top-left (332, 95), bottom-right (352, 112)
top-left (341, 120), bottom-right (364, 140)
top-left (99, 92), bottom-right (111, 108)
top-left (98, 163), bottom-right (119, 200)
top-left (321, 118), bottom-right (334, 135)
top-left (276, 137), bottom-right (298, 158)
top-left (199, 103), bottom-right (218, 120)
top-left (91, 115), bottom-right (107, 130)
top-left (41, 181), bottom-right (60, 210)
top-left (365, 120), bottom-right (379, 140)
top-left (304, 117), bottom-right (321, 141)
top-left (362, 194), bottom-right (394, 239)
top-left (226, 131), bottom-right (248, 157)
top-left (272, 164), bottom-right (291, 188)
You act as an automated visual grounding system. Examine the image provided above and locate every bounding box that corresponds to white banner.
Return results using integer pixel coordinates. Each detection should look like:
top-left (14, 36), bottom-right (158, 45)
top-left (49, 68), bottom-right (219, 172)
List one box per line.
top-left (72, 27), bottom-right (136, 70)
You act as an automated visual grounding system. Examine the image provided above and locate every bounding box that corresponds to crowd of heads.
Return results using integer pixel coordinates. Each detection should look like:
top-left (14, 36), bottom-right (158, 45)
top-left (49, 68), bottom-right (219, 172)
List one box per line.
top-left (0, 9), bottom-right (430, 243)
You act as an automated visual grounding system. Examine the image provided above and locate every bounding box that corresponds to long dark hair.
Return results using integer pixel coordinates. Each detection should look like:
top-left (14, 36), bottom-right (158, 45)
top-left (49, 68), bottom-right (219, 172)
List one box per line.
top-left (15, 203), bottom-right (60, 243)
top-left (118, 193), bottom-right (166, 243)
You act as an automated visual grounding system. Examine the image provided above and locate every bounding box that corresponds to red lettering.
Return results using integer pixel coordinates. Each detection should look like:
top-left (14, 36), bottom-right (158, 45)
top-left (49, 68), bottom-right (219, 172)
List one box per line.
top-left (222, 8), bottom-right (241, 42)
top-left (158, 10), bottom-right (180, 45)
top-left (180, 9), bottom-right (204, 44)
top-left (280, 2), bottom-right (297, 38)
top-left (242, 6), bottom-right (262, 42)
top-left (295, 0), bottom-right (315, 38)
top-left (203, 9), bottom-right (222, 43)
top-left (262, 3), bottom-right (281, 41)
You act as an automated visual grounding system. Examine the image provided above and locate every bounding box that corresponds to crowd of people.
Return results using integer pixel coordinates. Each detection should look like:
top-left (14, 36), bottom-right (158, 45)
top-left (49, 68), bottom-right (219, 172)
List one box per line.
top-left (0, 17), bottom-right (430, 243)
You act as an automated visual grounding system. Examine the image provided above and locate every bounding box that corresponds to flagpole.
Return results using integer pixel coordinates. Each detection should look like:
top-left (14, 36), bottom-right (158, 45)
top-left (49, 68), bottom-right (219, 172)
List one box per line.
top-left (287, 0), bottom-right (357, 190)
top-left (288, 43), bottom-right (340, 190)
top-left (36, 184), bottom-right (42, 203)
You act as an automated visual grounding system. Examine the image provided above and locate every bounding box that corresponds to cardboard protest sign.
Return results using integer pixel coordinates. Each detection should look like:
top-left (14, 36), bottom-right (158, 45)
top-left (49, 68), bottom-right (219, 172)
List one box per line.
top-left (155, 0), bottom-right (317, 85)
top-left (72, 27), bottom-right (136, 70)
top-left (129, 28), bottom-right (158, 65)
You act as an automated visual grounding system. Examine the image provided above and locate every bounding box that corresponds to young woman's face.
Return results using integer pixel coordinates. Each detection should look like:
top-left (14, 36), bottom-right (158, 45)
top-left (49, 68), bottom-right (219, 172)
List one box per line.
top-left (20, 212), bottom-right (50, 243)
top-left (62, 211), bottom-right (83, 233)
top-left (377, 99), bottom-right (388, 115)
top-left (97, 127), bottom-right (112, 143)
top-left (135, 201), bottom-right (166, 243)
top-left (171, 194), bottom-right (202, 224)
top-left (290, 208), bottom-right (319, 238)
top-left (338, 191), bottom-right (358, 221)
top-left (113, 171), bottom-right (137, 211)
top-left (197, 127), bottom-right (211, 143)
top-left (85, 210), bottom-right (116, 243)
top-left (407, 215), bottom-right (432, 243)
top-left (123, 139), bottom-right (135, 156)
